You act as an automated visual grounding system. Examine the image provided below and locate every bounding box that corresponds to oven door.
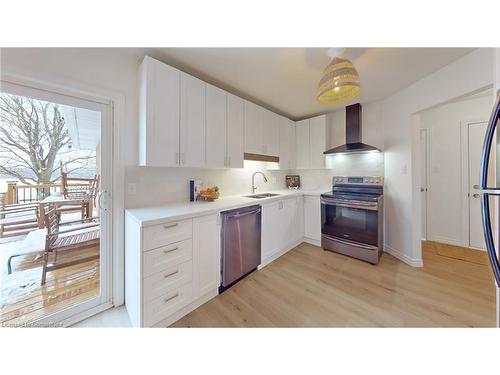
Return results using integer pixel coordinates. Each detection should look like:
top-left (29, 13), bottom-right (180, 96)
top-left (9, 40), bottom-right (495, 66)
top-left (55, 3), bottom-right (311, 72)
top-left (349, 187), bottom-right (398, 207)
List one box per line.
top-left (321, 196), bottom-right (379, 247)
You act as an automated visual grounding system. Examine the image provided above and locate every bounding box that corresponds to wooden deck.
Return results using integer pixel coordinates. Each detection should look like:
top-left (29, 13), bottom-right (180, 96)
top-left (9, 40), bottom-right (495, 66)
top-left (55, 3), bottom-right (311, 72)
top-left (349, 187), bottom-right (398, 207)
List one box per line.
top-left (171, 241), bottom-right (496, 327)
top-left (0, 245), bottom-right (100, 326)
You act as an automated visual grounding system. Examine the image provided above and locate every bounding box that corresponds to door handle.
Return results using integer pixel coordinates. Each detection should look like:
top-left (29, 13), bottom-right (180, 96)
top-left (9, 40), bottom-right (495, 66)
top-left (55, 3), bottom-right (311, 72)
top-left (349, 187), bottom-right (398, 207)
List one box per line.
top-left (98, 190), bottom-right (108, 212)
top-left (473, 193), bottom-right (480, 198)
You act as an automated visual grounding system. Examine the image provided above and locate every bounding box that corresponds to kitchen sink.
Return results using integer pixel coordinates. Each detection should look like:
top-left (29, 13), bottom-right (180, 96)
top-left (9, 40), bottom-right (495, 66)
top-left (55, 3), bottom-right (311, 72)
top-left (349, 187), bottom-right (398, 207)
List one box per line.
top-left (244, 193), bottom-right (281, 199)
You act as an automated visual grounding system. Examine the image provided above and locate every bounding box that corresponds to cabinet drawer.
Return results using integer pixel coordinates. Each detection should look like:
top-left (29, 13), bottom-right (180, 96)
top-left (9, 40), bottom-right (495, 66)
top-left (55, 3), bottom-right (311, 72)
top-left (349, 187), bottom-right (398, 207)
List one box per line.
top-left (143, 260), bottom-right (193, 302)
top-left (143, 239), bottom-right (192, 277)
top-left (143, 219), bottom-right (192, 251)
top-left (144, 283), bottom-right (192, 327)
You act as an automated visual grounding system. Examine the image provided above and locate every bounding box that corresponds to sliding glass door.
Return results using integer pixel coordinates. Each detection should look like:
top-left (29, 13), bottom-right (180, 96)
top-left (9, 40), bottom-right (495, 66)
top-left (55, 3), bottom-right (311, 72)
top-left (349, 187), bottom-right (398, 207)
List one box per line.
top-left (0, 80), bottom-right (113, 327)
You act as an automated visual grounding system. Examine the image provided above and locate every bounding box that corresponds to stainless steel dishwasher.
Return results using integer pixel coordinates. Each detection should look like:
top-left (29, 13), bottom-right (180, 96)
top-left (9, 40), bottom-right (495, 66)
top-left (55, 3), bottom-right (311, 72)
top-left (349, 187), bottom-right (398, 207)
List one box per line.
top-left (220, 205), bottom-right (261, 292)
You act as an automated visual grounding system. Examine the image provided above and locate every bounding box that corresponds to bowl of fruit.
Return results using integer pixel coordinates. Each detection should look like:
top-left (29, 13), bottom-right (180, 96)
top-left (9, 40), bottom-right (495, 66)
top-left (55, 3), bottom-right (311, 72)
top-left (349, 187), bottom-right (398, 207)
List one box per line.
top-left (198, 186), bottom-right (220, 201)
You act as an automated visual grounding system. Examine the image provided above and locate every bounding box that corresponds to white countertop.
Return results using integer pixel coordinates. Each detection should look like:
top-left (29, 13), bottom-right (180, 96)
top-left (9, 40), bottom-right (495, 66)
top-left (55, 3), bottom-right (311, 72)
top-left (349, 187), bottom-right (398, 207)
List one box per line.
top-left (125, 189), bottom-right (324, 227)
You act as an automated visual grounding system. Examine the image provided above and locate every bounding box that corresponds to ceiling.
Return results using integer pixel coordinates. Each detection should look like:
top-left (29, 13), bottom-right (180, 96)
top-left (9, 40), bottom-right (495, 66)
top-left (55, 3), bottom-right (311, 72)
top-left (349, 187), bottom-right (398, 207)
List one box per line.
top-left (143, 48), bottom-right (476, 120)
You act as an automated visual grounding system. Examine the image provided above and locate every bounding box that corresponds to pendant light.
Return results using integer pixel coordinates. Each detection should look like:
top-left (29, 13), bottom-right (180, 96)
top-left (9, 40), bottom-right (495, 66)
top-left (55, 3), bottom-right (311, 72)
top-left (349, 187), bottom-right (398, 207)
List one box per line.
top-left (317, 48), bottom-right (360, 105)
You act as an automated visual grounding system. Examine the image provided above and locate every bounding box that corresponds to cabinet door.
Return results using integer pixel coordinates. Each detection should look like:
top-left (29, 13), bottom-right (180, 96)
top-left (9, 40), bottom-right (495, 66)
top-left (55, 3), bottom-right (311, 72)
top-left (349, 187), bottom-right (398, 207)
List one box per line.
top-left (180, 73), bottom-right (206, 167)
top-left (192, 214), bottom-right (220, 298)
top-left (206, 84), bottom-right (227, 168)
top-left (295, 119), bottom-right (310, 169)
top-left (309, 115), bottom-right (326, 169)
top-left (295, 196), bottom-right (304, 241)
top-left (279, 116), bottom-right (290, 169)
top-left (244, 100), bottom-right (263, 155)
top-left (261, 201), bottom-right (280, 260)
top-left (226, 93), bottom-right (244, 168)
top-left (304, 195), bottom-right (321, 241)
top-left (262, 109), bottom-right (279, 156)
top-left (281, 197), bottom-right (297, 247)
top-left (139, 56), bottom-right (180, 167)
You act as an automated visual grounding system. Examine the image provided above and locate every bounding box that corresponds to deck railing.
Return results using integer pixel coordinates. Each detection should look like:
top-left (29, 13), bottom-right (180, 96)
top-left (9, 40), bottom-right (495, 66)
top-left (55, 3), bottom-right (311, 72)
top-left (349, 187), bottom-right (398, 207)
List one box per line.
top-left (5, 181), bottom-right (92, 204)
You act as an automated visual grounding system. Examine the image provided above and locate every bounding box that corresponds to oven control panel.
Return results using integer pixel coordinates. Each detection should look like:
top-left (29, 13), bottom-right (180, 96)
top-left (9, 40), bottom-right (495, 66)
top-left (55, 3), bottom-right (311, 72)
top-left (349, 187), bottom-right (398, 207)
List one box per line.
top-left (333, 176), bottom-right (383, 186)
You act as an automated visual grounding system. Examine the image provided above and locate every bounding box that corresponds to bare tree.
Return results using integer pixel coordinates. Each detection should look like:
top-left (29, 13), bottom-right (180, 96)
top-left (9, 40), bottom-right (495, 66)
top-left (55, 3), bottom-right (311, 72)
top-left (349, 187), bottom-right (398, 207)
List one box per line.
top-left (0, 93), bottom-right (95, 184)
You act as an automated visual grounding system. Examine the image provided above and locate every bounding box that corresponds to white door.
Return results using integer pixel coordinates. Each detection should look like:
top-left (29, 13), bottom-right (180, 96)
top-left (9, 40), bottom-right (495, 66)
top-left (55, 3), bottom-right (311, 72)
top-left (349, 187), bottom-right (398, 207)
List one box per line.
top-left (295, 119), bottom-right (310, 169)
top-left (420, 128), bottom-right (429, 239)
top-left (226, 93), bottom-right (244, 168)
top-left (0, 80), bottom-right (113, 326)
top-left (205, 84), bottom-right (226, 168)
top-left (468, 121), bottom-right (490, 249)
top-left (180, 73), bottom-right (206, 167)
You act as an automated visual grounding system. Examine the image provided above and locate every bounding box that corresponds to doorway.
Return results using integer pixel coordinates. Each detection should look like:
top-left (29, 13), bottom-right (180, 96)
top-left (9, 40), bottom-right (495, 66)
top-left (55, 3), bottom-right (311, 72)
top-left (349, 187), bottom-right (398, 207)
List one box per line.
top-left (418, 92), bottom-right (493, 252)
top-left (0, 80), bottom-right (113, 327)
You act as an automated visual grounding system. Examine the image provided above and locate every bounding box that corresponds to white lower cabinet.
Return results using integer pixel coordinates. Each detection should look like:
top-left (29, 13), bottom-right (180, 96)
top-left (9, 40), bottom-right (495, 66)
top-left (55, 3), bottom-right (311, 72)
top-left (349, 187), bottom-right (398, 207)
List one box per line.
top-left (192, 214), bottom-right (220, 298)
top-left (125, 193), bottom-right (322, 326)
top-left (125, 213), bottom-right (220, 327)
top-left (261, 196), bottom-right (304, 266)
top-left (304, 195), bottom-right (321, 243)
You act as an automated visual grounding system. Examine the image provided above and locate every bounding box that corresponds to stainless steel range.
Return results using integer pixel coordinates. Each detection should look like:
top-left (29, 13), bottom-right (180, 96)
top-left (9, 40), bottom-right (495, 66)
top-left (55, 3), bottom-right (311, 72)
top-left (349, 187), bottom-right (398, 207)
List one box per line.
top-left (320, 176), bottom-right (383, 264)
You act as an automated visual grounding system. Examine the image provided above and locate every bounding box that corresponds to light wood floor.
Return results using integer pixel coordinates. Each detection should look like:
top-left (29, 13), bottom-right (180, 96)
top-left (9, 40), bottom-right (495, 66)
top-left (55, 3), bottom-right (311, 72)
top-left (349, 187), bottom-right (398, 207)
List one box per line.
top-left (171, 242), bottom-right (496, 327)
top-left (0, 246), bottom-right (100, 327)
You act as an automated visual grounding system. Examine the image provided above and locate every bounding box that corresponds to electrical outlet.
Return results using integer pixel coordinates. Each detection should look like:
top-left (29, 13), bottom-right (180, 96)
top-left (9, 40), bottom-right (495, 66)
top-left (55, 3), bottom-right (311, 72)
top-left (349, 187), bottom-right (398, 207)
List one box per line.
top-left (128, 183), bottom-right (137, 195)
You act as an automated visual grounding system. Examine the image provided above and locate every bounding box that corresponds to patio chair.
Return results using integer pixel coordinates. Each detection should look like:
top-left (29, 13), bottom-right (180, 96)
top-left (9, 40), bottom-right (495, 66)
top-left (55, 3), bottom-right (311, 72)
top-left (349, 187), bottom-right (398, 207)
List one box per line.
top-left (41, 203), bottom-right (100, 285)
top-left (0, 201), bottom-right (40, 238)
top-left (60, 172), bottom-right (99, 218)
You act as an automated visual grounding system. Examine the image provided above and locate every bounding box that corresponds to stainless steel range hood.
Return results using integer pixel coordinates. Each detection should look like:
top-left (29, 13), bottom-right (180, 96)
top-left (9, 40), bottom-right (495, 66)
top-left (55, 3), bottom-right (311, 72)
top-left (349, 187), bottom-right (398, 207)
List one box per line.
top-left (324, 103), bottom-right (381, 154)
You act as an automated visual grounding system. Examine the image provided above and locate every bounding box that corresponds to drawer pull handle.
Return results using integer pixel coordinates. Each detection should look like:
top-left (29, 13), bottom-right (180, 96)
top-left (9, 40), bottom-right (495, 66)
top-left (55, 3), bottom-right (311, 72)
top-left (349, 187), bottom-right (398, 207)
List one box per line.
top-left (164, 293), bottom-right (179, 303)
top-left (163, 246), bottom-right (179, 254)
top-left (163, 269), bottom-right (179, 278)
top-left (163, 223), bottom-right (178, 229)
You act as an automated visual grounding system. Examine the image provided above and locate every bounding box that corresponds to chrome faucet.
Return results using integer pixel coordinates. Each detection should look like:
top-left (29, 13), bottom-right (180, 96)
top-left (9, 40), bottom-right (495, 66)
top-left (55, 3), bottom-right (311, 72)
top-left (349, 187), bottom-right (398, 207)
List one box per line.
top-left (251, 171), bottom-right (268, 194)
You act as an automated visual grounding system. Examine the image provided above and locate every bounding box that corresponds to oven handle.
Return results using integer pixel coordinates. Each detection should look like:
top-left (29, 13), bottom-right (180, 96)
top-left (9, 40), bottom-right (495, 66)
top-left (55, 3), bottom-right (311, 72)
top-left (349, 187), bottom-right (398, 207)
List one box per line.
top-left (323, 234), bottom-right (379, 250)
top-left (321, 197), bottom-right (378, 211)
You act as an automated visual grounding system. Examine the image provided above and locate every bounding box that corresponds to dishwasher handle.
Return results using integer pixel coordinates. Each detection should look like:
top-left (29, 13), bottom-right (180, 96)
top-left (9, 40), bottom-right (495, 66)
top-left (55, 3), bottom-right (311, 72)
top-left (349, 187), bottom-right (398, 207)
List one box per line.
top-left (223, 207), bottom-right (261, 220)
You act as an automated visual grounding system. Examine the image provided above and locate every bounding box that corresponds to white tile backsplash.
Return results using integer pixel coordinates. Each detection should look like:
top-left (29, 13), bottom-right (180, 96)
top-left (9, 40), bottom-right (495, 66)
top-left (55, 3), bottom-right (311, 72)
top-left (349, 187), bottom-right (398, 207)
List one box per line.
top-left (125, 160), bottom-right (289, 208)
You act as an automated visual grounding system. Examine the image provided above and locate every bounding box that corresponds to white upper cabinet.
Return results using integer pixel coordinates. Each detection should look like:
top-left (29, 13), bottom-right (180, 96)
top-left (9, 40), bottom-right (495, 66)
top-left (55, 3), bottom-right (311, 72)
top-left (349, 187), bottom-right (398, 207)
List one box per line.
top-left (244, 101), bottom-right (279, 157)
top-left (226, 93), bottom-right (245, 168)
top-left (205, 84), bottom-right (227, 168)
top-left (309, 115), bottom-right (326, 169)
top-left (261, 109), bottom-right (279, 156)
top-left (295, 119), bottom-right (310, 169)
top-left (279, 116), bottom-right (295, 170)
top-left (180, 73), bottom-right (206, 167)
top-left (244, 100), bottom-right (263, 155)
top-left (139, 56), bottom-right (180, 167)
top-left (294, 115), bottom-right (326, 169)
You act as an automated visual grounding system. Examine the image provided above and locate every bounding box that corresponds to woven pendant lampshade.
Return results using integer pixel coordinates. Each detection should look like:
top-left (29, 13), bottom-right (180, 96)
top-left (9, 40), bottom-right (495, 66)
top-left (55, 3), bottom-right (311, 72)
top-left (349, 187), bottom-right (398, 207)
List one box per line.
top-left (317, 57), bottom-right (360, 105)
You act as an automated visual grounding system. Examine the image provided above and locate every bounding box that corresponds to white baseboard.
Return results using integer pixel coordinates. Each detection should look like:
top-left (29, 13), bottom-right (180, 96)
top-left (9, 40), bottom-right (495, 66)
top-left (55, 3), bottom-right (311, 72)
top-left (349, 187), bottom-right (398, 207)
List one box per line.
top-left (384, 244), bottom-right (423, 267)
top-left (303, 237), bottom-right (321, 247)
top-left (259, 239), bottom-right (303, 269)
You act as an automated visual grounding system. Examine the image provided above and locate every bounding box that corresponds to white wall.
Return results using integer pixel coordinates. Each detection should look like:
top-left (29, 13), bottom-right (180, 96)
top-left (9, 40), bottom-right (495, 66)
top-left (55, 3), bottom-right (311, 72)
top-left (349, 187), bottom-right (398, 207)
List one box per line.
top-left (419, 94), bottom-right (493, 247)
top-left (382, 48), bottom-right (494, 266)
